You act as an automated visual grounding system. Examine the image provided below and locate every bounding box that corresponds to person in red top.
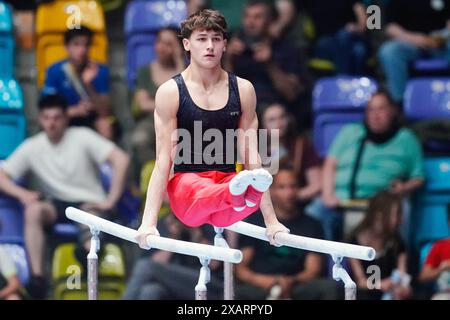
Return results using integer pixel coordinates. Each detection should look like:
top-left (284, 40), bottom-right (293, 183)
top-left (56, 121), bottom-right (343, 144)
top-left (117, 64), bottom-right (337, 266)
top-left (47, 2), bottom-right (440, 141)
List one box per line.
top-left (419, 237), bottom-right (450, 299)
top-left (420, 208), bottom-right (450, 299)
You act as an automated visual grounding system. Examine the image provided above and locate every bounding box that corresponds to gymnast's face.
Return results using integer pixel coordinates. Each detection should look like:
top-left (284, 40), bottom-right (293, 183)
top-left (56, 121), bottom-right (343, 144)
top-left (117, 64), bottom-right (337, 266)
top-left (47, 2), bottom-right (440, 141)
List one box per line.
top-left (183, 29), bottom-right (226, 68)
top-left (270, 170), bottom-right (298, 213)
top-left (39, 107), bottom-right (68, 143)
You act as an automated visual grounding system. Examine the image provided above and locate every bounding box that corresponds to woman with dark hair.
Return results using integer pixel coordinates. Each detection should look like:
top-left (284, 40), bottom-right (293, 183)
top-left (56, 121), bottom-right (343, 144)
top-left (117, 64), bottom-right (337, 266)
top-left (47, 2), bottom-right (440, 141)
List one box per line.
top-left (306, 90), bottom-right (424, 241)
top-left (348, 190), bottom-right (412, 300)
top-left (131, 27), bottom-right (186, 171)
top-left (260, 102), bottom-right (321, 208)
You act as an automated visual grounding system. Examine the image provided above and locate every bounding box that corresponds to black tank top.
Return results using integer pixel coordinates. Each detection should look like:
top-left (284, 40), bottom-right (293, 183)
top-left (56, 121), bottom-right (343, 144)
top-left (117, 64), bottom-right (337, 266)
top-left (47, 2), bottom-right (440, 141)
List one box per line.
top-left (172, 72), bottom-right (242, 173)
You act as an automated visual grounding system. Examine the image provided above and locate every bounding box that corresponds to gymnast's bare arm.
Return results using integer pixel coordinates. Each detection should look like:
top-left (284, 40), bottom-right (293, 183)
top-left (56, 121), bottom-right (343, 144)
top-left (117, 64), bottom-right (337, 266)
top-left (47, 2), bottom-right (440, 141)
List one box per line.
top-left (237, 77), bottom-right (290, 246)
top-left (136, 79), bottom-right (179, 249)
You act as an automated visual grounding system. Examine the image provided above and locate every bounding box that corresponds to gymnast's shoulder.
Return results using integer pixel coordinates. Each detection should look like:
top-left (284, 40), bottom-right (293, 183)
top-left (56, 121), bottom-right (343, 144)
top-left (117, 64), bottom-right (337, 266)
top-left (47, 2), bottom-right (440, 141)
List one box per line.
top-left (154, 78), bottom-right (180, 116)
top-left (235, 76), bottom-right (256, 110)
top-left (235, 76), bottom-right (255, 94)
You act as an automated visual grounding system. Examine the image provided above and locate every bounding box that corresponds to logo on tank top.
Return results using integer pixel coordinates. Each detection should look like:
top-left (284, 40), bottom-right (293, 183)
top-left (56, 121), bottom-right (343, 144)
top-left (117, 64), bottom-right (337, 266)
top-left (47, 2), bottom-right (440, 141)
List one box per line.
top-left (230, 111), bottom-right (240, 116)
top-left (172, 121), bottom-right (280, 174)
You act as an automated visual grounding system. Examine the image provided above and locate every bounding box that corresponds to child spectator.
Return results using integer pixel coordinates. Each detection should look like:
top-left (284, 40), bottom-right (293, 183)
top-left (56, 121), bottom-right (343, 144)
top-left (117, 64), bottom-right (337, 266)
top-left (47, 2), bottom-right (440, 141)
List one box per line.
top-left (419, 213), bottom-right (450, 300)
top-left (348, 190), bottom-right (412, 300)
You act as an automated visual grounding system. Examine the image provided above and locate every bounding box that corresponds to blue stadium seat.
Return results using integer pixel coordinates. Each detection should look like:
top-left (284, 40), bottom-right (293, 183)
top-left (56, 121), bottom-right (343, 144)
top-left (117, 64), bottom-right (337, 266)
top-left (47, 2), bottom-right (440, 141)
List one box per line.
top-left (125, 0), bottom-right (187, 87)
top-left (0, 160), bottom-right (25, 244)
top-left (419, 241), bottom-right (434, 268)
top-left (411, 157), bottom-right (450, 248)
top-left (411, 59), bottom-right (450, 77)
top-left (0, 2), bottom-right (12, 32)
top-left (125, 0), bottom-right (186, 34)
top-left (404, 78), bottom-right (450, 153)
top-left (423, 157), bottom-right (450, 192)
top-left (0, 36), bottom-right (14, 78)
top-left (0, 78), bottom-right (26, 159)
top-left (0, 194), bottom-right (24, 244)
top-left (404, 78), bottom-right (450, 121)
top-left (125, 33), bottom-right (157, 88)
top-left (52, 223), bottom-right (79, 238)
top-left (313, 76), bottom-right (378, 157)
top-left (99, 162), bottom-right (140, 226)
top-left (314, 113), bottom-right (365, 158)
top-left (0, 2), bottom-right (14, 78)
top-left (3, 243), bottom-right (30, 285)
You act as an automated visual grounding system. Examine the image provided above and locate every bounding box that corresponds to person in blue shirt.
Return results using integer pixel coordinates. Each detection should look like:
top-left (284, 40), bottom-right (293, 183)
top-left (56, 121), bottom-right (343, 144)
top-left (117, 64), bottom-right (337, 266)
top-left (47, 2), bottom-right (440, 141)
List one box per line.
top-left (41, 26), bottom-right (113, 139)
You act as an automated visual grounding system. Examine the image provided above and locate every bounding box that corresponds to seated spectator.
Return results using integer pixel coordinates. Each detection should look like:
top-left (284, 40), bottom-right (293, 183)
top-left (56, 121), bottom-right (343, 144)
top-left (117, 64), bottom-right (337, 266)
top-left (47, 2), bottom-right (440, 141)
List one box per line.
top-left (269, 0), bottom-right (306, 49)
top-left (224, 0), bottom-right (309, 121)
top-left (41, 26), bottom-right (113, 139)
top-left (0, 247), bottom-right (23, 300)
top-left (0, 94), bottom-right (130, 299)
top-left (299, 0), bottom-right (369, 75)
top-left (122, 213), bottom-right (224, 300)
top-left (348, 190), bottom-right (412, 300)
top-left (378, 0), bottom-right (450, 102)
top-left (0, 223), bottom-right (26, 300)
top-left (235, 165), bottom-right (341, 300)
top-left (260, 102), bottom-right (321, 208)
top-left (131, 27), bottom-right (185, 173)
top-left (187, 0), bottom-right (209, 16)
top-left (306, 90), bottom-right (424, 241)
top-left (419, 214), bottom-right (450, 300)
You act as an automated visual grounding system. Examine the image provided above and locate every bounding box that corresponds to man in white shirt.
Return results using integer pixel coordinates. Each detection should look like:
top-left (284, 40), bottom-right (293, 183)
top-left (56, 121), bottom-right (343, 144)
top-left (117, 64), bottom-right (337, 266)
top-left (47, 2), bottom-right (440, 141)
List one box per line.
top-left (0, 94), bottom-right (130, 298)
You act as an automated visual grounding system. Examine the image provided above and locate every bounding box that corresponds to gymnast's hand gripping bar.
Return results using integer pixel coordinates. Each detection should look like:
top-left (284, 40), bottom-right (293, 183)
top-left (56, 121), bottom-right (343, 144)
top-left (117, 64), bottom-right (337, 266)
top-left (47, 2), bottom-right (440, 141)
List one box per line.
top-left (225, 221), bottom-right (376, 261)
top-left (65, 207), bottom-right (243, 264)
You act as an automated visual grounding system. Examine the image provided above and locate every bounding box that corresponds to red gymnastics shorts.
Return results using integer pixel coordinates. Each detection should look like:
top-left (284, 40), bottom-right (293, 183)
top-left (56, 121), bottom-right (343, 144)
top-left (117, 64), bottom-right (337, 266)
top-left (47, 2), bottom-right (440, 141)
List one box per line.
top-left (167, 170), bottom-right (263, 227)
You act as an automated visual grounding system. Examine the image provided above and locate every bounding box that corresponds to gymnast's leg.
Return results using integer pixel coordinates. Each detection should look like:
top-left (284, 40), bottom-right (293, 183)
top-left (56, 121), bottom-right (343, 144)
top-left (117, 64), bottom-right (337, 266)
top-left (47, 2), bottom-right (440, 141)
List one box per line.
top-left (167, 169), bottom-right (273, 227)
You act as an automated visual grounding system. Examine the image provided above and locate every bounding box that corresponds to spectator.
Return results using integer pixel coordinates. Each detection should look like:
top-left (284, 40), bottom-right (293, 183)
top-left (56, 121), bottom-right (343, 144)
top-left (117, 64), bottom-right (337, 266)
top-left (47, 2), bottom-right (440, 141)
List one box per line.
top-left (269, 0), bottom-right (306, 48)
top-left (419, 214), bottom-right (450, 300)
top-left (186, 0), bottom-right (209, 16)
top-left (306, 90), bottom-right (424, 241)
top-left (131, 28), bottom-right (185, 172)
top-left (348, 190), bottom-right (412, 300)
top-left (0, 223), bottom-right (25, 300)
top-left (224, 0), bottom-right (309, 121)
top-left (235, 165), bottom-right (340, 300)
top-left (41, 26), bottom-right (113, 139)
top-left (378, 0), bottom-right (450, 102)
top-left (260, 102), bottom-right (321, 208)
top-left (0, 247), bottom-right (23, 300)
top-left (3, 0), bottom-right (37, 10)
top-left (0, 94), bottom-right (130, 299)
top-left (299, 0), bottom-right (369, 75)
top-left (123, 214), bottom-right (224, 300)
